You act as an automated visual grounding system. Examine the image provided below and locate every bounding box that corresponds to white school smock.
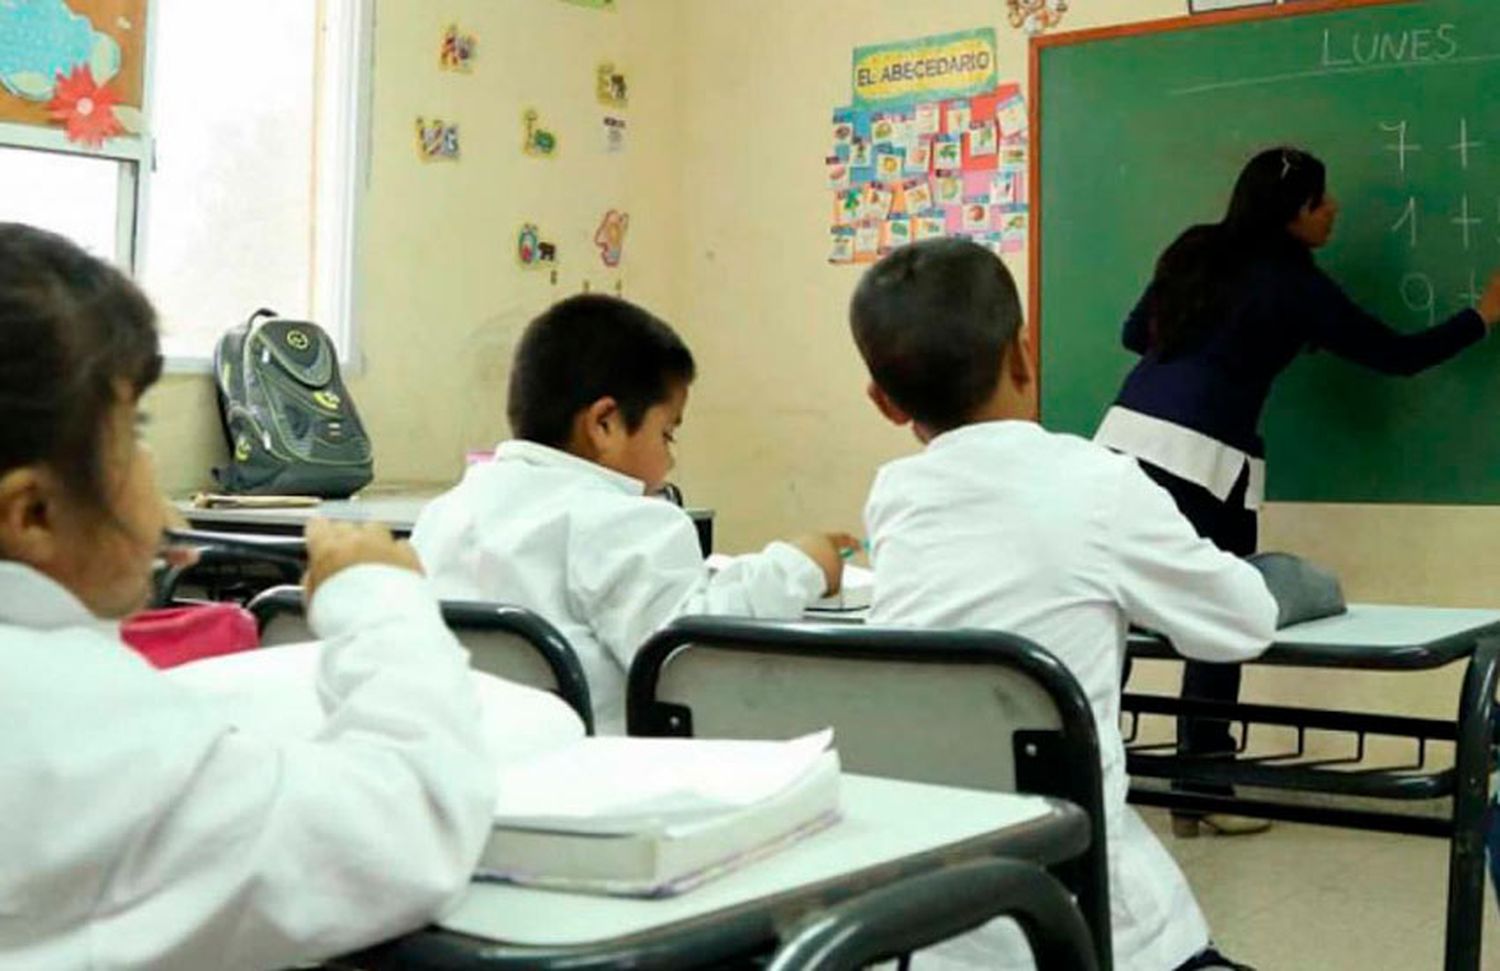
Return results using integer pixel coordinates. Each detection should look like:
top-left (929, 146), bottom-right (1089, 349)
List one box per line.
top-left (863, 420), bottom-right (1277, 971)
top-left (0, 562), bottom-right (496, 971)
top-left (410, 440), bottom-right (826, 733)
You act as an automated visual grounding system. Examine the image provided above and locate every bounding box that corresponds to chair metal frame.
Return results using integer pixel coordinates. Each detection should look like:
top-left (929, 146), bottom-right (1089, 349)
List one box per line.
top-left (767, 858), bottom-right (1098, 971)
top-left (248, 585), bottom-right (595, 733)
top-left (627, 616), bottom-right (1112, 971)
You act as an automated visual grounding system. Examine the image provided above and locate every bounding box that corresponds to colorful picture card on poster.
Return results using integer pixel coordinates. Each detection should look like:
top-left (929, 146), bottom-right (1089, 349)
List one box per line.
top-left (826, 78), bottom-right (1030, 265)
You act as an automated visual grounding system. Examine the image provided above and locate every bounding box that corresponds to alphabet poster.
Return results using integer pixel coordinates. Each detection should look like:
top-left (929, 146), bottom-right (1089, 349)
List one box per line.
top-left (827, 60), bottom-right (1029, 265)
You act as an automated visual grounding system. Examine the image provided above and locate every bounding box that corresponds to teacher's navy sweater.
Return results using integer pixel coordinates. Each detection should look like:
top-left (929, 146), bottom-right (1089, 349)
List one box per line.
top-left (1113, 254), bottom-right (1486, 456)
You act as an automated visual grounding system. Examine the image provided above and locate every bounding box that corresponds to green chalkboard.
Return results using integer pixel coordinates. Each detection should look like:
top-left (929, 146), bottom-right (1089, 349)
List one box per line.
top-left (1035, 0), bottom-right (1500, 503)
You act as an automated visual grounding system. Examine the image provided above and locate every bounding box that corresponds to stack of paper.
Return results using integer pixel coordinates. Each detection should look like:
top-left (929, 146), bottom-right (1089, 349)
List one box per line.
top-left (482, 731), bottom-right (841, 896)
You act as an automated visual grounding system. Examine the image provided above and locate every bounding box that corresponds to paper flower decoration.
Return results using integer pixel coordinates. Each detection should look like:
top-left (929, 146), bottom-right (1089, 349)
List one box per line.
top-left (47, 65), bottom-right (123, 147)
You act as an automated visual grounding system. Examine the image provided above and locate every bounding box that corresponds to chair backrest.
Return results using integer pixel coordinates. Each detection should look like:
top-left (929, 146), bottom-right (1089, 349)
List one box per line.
top-left (768, 858), bottom-right (1099, 971)
top-left (249, 586), bottom-right (316, 646)
top-left (247, 586), bottom-right (594, 732)
top-left (154, 544), bottom-right (305, 608)
top-left (627, 616), bottom-right (1111, 970)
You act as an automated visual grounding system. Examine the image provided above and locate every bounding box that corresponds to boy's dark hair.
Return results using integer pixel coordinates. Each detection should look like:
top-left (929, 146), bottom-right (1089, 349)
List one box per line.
top-left (508, 294), bottom-right (696, 447)
top-left (849, 238), bottom-right (1022, 433)
top-left (0, 223), bottom-right (161, 517)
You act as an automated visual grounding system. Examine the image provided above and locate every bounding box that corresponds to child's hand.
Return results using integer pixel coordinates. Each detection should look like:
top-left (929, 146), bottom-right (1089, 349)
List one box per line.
top-left (158, 498), bottom-right (200, 569)
top-left (1479, 268), bottom-right (1500, 328)
top-left (304, 518), bottom-right (423, 600)
top-left (791, 531), bottom-right (862, 595)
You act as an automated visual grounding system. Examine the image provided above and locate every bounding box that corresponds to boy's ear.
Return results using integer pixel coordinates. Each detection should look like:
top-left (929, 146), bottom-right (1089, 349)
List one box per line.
top-left (0, 467), bottom-right (61, 568)
top-left (1006, 329), bottom-right (1036, 388)
top-left (570, 396), bottom-right (623, 460)
top-left (866, 381), bottom-right (912, 427)
top-left (585, 396), bottom-right (620, 426)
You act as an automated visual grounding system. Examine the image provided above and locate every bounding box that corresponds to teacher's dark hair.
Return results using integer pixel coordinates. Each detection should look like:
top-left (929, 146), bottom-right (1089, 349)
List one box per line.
top-left (850, 238), bottom-right (1023, 433)
top-left (0, 223), bottom-right (161, 518)
top-left (1150, 147), bottom-right (1327, 357)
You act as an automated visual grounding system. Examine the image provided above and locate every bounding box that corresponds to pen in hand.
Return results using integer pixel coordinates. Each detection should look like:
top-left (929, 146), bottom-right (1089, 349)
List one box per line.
top-left (838, 538), bottom-right (872, 560)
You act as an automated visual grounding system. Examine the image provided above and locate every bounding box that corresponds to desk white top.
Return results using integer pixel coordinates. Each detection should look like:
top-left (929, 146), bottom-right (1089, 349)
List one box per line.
top-left (1272, 603), bottom-right (1500, 648)
top-left (832, 603), bottom-right (1500, 649)
top-left (176, 495), bottom-right (713, 531)
top-left (178, 496), bottom-right (434, 529)
top-left (437, 774), bottom-right (1056, 947)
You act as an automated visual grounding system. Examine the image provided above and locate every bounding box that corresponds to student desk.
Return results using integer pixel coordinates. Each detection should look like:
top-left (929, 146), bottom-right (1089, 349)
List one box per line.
top-left (174, 494), bottom-right (717, 555)
top-left (1124, 604), bottom-right (1500, 971)
top-left (337, 774), bottom-right (1091, 971)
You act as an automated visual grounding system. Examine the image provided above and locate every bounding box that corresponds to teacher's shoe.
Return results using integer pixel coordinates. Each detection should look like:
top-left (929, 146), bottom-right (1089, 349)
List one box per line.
top-left (1171, 813), bottom-right (1272, 838)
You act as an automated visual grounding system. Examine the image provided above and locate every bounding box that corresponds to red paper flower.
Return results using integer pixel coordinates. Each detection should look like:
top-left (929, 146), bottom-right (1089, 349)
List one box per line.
top-left (47, 65), bottom-right (124, 148)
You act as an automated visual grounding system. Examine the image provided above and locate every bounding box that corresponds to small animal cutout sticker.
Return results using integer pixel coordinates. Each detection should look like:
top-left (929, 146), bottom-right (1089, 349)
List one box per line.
top-left (518, 224), bottom-right (559, 268)
top-left (603, 115), bottom-right (627, 153)
top-left (1007, 0), bottom-right (1068, 35)
top-left (523, 109), bottom-right (558, 157)
top-left (415, 117), bottom-right (460, 160)
top-left (439, 25), bottom-right (477, 71)
top-left (596, 62), bottom-right (628, 108)
top-left (594, 210), bottom-right (630, 267)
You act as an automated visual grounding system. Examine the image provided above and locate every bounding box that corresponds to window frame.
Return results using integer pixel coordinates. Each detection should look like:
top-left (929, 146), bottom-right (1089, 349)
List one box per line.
top-left (0, 120), bottom-right (149, 273)
top-left (0, 0), bottom-right (375, 374)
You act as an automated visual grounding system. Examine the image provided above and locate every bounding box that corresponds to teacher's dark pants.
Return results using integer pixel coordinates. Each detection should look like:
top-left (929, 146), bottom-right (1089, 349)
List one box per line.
top-left (1137, 461), bottom-right (1258, 807)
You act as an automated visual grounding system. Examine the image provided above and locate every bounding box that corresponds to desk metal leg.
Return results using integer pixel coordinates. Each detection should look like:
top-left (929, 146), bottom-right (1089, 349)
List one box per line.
top-left (1445, 637), bottom-right (1499, 971)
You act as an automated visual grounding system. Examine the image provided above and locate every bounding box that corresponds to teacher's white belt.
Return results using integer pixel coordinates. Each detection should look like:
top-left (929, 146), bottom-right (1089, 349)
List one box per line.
top-left (1094, 406), bottom-right (1265, 511)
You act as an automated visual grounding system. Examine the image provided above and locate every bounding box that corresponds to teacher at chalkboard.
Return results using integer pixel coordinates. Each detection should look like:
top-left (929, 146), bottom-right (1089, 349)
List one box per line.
top-left (1094, 147), bottom-right (1500, 839)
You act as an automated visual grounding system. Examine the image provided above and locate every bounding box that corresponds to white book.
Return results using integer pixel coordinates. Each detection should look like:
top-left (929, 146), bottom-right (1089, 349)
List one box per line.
top-left (480, 748), bottom-right (841, 897)
top-left (171, 646), bottom-right (841, 896)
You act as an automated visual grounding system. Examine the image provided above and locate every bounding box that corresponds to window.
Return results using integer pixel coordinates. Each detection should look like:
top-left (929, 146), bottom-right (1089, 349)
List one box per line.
top-left (0, 0), bottom-right (370, 367)
top-left (145, 0), bottom-right (370, 365)
top-left (0, 141), bottom-right (135, 264)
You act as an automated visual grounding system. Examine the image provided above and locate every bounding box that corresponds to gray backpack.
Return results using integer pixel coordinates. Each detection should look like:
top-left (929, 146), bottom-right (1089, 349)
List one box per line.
top-left (212, 310), bottom-right (374, 497)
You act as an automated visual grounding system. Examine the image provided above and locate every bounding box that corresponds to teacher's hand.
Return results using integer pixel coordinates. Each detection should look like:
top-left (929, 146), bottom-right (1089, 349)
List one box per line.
top-left (1479, 268), bottom-right (1500, 330)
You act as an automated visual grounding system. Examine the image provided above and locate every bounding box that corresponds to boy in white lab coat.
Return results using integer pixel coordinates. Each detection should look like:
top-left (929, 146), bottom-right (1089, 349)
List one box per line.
top-left (413, 295), bottom-right (853, 731)
top-left (848, 239), bottom-right (1277, 971)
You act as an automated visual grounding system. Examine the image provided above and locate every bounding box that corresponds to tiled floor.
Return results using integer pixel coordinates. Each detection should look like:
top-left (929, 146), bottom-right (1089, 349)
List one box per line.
top-left (1141, 807), bottom-right (1500, 969)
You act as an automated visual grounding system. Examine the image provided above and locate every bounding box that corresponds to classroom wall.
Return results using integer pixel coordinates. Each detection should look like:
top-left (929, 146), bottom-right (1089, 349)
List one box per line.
top-left (144, 0), bottom-right (685, 493)
top-left (665, 0), bottom-right (1500, 614)
top-left (142, 0), bottom-right (1495, 725)
top-left (668, 0), bottom-right (1154, 550)
top-left (663, 0), bottom-right (1491, 731)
